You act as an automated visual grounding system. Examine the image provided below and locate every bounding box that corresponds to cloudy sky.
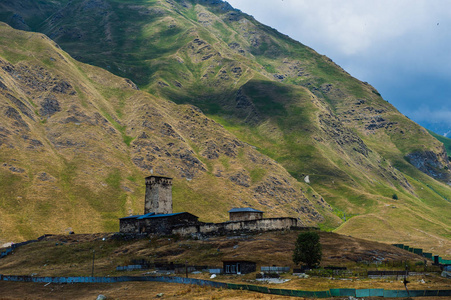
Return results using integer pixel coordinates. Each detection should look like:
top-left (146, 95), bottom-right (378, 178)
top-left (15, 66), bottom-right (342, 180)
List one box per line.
top-left (227, 0), bottom-right (451, 136)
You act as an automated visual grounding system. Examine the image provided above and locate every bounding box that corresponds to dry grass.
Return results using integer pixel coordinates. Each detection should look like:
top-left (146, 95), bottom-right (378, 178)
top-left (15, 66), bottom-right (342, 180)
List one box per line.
top-left (0, 279), bottom-right (449, 300)
top-left (0, 231), bottom-right (429, 277)
top-left (0, 281), bottom-right (287, 300)
top-left (0, 230), bottom-right (449, 299)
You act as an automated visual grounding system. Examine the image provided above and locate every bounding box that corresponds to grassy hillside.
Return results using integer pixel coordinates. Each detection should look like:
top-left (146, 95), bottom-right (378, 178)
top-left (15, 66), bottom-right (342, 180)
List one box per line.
top-left (0, 231), bottom-right (430, 277)
top-left (2, 231), bottom-right (448, 299)
top-left (0, 0), bottom-right (450, 257)
top-left (429, 129), bottom-right (451, 156)
top-left (0, 22), bottom-right (333, 244)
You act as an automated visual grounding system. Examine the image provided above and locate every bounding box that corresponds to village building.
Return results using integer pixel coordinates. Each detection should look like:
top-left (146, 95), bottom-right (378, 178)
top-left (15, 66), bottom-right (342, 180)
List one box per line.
top-left (119, 212), bottom-right (199, 235)
top-left (119, 176), bottom-right (303, 236)
top-left (223, 260), bottom-right (256, 275)
top-left (119, 176), bottom-right (201, 234)
top-left (228, 207), bottom-right (264, 221)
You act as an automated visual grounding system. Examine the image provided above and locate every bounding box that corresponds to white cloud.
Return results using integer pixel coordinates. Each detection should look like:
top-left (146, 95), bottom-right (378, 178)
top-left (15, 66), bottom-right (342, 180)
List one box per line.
top-left (226, 0), bottom-right (451, 131)
top-left (408, 106), bottom-right (451, 124)
top-left (227, 0), bottom-right (450, 57)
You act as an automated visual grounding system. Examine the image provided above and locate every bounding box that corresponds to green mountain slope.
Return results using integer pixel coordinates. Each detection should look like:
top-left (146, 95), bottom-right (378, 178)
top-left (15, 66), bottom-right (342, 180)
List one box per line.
top-left (0, 22), bottom-right (330, 244)
top-left (0, 0), bottom-right (450, 257)
top-left (429, 130), bottom-right (451, 156)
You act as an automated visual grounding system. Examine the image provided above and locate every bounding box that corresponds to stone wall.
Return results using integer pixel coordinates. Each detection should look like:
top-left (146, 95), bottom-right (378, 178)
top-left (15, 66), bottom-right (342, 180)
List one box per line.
top-left (120, 218), bottom-right (139, 233)
top-left (120, 213), bottom-right (199, 234)
top-left (142, 214), bottom-right (199, 234)
top-left (121, 214), bottom-right (308, 236)
top-left (229, 211), bottom-right (263, 221)
top-left (172, 217), bottom-right (301, 236)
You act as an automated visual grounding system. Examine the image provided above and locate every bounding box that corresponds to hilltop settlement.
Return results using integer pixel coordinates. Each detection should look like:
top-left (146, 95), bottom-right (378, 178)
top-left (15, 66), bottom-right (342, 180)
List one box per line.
top-left (119, 176), bottom-right (304, 237)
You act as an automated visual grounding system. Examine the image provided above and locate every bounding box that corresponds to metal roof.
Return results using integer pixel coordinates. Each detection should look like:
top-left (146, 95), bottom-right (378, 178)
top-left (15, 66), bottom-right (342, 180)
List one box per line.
top-left (145, 175), bottom-right (173, 180)
top-left (137, 212), bottom-right (186, 219)
top-left (120, 212), bottom-right (197, 220)
top-left (135, 212), bottom-right (156, 219)
top-left (228, 207), bottom-right (264, 213)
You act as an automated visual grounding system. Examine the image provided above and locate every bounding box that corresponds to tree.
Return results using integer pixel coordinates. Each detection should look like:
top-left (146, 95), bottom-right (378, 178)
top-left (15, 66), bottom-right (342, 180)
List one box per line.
top-left (293, 231), bottom-right (322, 268)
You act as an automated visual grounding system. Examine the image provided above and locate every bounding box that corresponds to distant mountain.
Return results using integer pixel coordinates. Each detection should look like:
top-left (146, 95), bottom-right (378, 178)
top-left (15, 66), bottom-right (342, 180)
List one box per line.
top-left (420, 121), bottom-right (451, 138)
top-left (0, 0), bottom-right (450, 256)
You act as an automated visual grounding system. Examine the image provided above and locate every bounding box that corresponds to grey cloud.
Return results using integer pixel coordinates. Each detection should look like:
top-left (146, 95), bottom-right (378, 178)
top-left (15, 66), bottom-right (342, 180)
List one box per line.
top-left (226, 0), bottom-right (451, 134)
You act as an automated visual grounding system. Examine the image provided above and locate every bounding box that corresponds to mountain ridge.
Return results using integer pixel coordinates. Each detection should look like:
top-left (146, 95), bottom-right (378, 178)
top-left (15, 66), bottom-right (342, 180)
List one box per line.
top-left (0, 22), bottom-right (330, 243)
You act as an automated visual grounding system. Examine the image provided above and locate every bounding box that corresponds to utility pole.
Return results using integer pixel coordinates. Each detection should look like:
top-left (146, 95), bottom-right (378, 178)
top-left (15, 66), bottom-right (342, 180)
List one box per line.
top-left (185, 260), bottom-right (188, 278)
top-left (403, 264), bottom-right (410, 297)
top-left (91, 250), bottom-right (95, 277)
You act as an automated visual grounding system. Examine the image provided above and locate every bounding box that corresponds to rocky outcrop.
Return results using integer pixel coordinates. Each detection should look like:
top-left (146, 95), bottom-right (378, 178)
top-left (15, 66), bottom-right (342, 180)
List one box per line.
top-left (40, 96), bottom-right (61, 117)
top-left (229, 170), bottom-right (250, 187)
top-left (406, 147), bottom-right (451, 183)
top-left (319, 113), bottom-right (370, 157)
top-left (4, 106), bottom-right (29, 129)
top-left (5, 94), bottom-right (34, 120)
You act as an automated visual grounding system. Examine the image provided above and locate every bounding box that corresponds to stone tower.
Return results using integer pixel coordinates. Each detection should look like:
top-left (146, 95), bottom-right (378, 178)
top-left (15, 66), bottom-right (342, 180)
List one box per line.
top-left (144, 176), bottom-right (173, 214)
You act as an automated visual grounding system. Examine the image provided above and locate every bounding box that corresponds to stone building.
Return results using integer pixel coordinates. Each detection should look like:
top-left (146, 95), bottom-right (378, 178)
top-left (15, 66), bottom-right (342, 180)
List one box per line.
top-left (119, 176), bottom-right (306, 235)
top-left (228, 207), bottom-right (264, 221)
top-left (120, 175), bottom-right (201, 234)
top-left (145, 176), bottom-right (173, 214)
top-left (119, 212), bottom-right (199, 234)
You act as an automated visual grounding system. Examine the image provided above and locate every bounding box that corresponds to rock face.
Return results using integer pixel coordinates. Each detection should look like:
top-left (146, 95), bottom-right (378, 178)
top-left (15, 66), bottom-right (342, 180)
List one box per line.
top-left (40, 96), bottom-right (61, 117)
top-left (406, 147), bottom-right (451, 183)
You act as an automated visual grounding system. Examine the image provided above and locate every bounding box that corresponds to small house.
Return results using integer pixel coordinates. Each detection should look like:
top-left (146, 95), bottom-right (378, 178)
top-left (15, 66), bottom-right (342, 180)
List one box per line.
top-left (223, 260), bottom-right (256, 275)
top-left (228, 207), bottom-right (263, 221)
